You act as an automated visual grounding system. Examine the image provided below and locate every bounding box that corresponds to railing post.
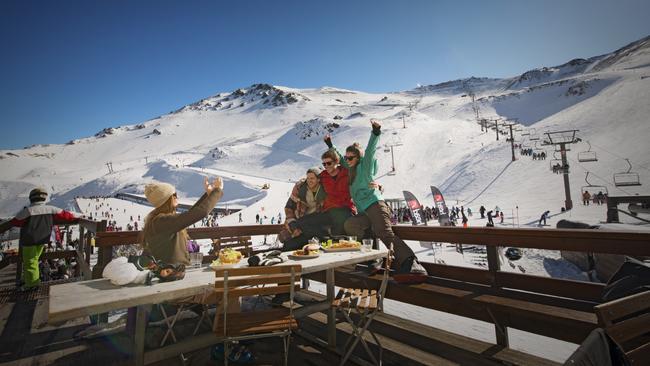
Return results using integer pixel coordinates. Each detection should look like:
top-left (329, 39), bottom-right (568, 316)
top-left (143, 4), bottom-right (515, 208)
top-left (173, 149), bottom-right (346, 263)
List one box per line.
top-left (91, 220), bottom-right (109, 280)
top-left (90, 220), bottom-right (109, 324)
top-left (486, 245), bottom-right (500, 287)
top-left (486, 244), bottom-right (509, 347)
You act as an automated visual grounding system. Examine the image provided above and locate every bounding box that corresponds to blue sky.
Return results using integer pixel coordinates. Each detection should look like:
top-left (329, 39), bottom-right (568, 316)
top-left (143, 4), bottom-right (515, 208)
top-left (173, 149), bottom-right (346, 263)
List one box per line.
top-left (1, 0), bottom-right (649, 149)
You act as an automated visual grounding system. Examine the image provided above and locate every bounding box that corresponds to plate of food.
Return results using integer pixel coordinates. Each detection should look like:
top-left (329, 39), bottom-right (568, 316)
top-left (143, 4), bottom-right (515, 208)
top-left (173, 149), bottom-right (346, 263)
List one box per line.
top-left (321, 239), bottom-right (361, 252)
top-left (288, 244), bottom-right (321, 260)
top-left (210, 248), bottom-right (243, 269)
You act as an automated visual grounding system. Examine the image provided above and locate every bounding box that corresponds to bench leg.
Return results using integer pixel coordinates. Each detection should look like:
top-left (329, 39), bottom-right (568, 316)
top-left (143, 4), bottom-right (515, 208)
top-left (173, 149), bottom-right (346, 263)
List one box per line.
top-left (134, 304), bottom-right (150, 366)
top-left (326, 268), bottom-right (336, 348)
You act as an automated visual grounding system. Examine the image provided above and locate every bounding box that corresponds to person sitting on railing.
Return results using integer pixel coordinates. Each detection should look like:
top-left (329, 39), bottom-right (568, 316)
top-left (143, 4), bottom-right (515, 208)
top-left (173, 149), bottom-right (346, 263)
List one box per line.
top-left (279, 167), bottom-right (328, 251)
top-left (140, 177), bottom-right (223, 266)
top-left (319, 148), bottom-right (357, 236)
top-left (325, 120), bottom-right (428, 283)
top-left (5, 187), bottom-right (78, 291)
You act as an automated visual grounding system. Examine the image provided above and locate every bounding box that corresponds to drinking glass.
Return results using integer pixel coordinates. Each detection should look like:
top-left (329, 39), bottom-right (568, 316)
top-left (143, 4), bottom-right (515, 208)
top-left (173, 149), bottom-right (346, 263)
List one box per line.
top-left (348, 236), bottom-right (357, 242)
top-left (190, 252), bottom-right (203, 268)
top-left (362, 239), bottom-right (373, 252)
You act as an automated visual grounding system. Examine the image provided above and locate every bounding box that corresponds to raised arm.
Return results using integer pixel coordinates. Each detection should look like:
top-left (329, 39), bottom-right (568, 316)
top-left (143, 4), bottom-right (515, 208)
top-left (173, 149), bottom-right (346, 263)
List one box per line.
top-left (324, 134), bottom-right (348, 169)
top-left (362, 120), bottom-right (381, 172)
top-left (153, 177), bottom-right (224, 234)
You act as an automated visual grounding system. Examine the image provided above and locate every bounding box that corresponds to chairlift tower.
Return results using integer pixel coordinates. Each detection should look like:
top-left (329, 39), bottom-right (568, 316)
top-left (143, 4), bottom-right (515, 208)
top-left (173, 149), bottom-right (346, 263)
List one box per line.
top-left (541, 130), bottom-right (580, 210)
top-left (384, 131), bottom-right (403, 175)
top-left (504, 123), bottom-right (517, 162)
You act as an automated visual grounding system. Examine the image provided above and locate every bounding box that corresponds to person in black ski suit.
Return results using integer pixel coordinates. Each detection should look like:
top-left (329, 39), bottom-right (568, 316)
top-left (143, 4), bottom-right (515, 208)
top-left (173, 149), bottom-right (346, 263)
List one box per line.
top-left (486, 210), bottom-right (494, 227)
top-left (479, 205), bottom-right (486, 219)
top-left (539, 210), bottom-right (550, 226)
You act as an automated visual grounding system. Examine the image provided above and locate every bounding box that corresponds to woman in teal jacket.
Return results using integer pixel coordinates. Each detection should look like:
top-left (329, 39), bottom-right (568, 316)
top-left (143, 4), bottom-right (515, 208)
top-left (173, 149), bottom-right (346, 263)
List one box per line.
top-left (325, 120), bottom-right (427, 280)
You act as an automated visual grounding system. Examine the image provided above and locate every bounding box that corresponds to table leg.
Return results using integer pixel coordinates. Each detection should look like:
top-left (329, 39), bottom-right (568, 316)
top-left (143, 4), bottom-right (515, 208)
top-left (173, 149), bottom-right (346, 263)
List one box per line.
top-left (326, 268), bottom-right (336, 348)
top-left (134, 304), bottom-right (150, 366)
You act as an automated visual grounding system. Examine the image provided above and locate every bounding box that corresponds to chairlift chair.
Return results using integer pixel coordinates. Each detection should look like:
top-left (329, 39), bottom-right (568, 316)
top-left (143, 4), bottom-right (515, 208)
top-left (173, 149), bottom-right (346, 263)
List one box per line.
top-left (581, 172), bottom-right (608, 196)
top-left (577, 141), bottom-right (598, 162)
top-left (614, 159), bottom-right (642, 187)
top-left (549, 159), bottom-right (563, 172)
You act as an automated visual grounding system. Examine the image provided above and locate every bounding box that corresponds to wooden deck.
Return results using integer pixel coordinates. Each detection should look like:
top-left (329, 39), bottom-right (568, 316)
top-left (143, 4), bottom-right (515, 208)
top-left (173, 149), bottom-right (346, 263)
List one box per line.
top-left (0, 262), bottom-right (563, 366)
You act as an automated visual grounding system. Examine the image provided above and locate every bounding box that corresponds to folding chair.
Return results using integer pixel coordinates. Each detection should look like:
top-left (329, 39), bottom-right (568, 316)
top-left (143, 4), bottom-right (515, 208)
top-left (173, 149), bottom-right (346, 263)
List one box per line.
top-left (158, 288), bottom-right (216, 347)
top-left (212, 265), bottom-right (301, 366)
top-left (333, 244), bottom-right (392, 366)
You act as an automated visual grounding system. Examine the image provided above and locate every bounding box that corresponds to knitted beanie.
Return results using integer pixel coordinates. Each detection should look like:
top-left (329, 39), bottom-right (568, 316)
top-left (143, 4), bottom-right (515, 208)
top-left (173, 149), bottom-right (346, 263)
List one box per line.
top-left (144, 182), bottom-right (175, 208)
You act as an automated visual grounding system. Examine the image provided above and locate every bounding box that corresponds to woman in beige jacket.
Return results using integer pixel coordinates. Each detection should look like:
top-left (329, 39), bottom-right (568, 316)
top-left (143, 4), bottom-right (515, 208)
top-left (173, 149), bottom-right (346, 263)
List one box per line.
top-left (141, 177), bottom-right (223, 265)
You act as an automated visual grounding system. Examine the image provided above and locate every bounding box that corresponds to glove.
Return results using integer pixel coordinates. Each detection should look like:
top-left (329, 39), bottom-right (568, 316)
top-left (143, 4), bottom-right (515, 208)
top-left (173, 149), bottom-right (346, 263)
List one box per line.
top-left (372, 123), bottom-right (381, 136)
top-left (324, 135), bottom-right (333, 148)
top-left (248, 250), bottom-right (284, 266)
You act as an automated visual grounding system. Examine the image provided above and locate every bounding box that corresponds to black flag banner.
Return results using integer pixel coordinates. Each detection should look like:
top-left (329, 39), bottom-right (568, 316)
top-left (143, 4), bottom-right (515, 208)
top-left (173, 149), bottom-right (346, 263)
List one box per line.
top-left (430, 186), bottom-right (452, 226)
top-left (403, 190), bottom-right (434, 251)
top-left (403, 190), bottom-right (427, 226)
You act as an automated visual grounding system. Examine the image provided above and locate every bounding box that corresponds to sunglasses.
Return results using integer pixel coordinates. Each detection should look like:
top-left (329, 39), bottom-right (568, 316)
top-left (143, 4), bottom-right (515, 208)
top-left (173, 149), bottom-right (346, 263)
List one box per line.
top-left (322, 161), bottom-right (334, 167)
top-left (344, 156), bottom-right (357, 161)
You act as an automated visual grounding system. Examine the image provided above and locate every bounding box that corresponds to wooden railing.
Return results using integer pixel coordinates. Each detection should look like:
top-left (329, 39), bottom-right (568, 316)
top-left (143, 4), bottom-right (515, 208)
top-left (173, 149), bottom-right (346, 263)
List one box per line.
top-left (91, 224), bottom-right (650, 351)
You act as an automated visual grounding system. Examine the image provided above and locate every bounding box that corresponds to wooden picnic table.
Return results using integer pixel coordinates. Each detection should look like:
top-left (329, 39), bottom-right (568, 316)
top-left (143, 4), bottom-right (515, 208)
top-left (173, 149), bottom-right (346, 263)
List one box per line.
top-left (49, 248), bottom-right (388, 365)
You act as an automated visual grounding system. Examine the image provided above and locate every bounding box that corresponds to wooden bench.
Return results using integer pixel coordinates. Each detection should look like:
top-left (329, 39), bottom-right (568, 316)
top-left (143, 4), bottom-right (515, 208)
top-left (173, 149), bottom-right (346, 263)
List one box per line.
top-left (306, 264), bottom-right (599, 346)
top-left (594, 290), bottom-right (650, 364)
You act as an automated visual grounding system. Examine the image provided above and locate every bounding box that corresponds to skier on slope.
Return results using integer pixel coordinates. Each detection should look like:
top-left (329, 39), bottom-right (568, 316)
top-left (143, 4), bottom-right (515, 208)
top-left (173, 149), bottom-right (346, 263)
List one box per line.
top-left (479, 205), bottom-right (486, 219)
top-left (486, 210), bottom-right (494, 227)
top-left (538, 210), bottom-right (550, 226)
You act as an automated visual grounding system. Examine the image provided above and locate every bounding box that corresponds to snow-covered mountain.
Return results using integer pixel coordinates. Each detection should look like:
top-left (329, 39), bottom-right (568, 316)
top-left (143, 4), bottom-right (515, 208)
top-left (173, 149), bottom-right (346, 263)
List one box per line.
top-left (1, 35), bottom-right (649, 227)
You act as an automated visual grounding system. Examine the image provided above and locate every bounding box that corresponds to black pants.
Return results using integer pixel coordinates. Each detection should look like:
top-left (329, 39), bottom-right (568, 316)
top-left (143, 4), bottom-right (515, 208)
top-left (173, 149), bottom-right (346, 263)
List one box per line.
top-left (283, 212), bottom-right (332, 251)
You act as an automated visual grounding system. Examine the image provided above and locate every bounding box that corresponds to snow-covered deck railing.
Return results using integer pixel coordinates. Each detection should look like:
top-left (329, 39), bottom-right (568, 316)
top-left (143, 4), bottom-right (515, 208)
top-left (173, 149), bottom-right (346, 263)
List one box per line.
top-left (92, 224), bottom-right (650, 352)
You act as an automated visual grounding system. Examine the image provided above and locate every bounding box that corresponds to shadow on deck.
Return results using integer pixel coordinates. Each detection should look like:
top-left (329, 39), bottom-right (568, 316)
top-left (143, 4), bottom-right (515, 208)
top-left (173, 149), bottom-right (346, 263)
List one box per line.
top-left (0, 262), bottom-right (561, 366)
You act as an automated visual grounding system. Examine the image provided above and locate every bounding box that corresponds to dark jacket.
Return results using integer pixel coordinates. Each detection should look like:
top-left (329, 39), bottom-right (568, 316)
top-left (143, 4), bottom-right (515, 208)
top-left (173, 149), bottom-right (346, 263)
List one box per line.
top-left (10, 202), bottom-right (77, 247)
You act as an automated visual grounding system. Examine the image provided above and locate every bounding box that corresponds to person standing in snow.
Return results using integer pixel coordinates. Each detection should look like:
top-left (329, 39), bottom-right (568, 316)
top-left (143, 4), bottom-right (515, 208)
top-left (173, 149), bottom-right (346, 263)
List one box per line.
top-left (325, 120), bottom-right (427, 281)
top-left (486, 210), bottom-right (494, 227)
top-left (238, 212), bottom-right (242, 223)
top-left (140, 177), bottom-right (223, 265)
top-left (255, 213), bottom-right (259, 224)
top-left (4, 188), bottom-right (78, 290)
top-left (539, 210), bottom-right (550, 226)
top-left (479, 205), bottom-right (486, 219)
top-left (500, 211), bottom-right (504, 224)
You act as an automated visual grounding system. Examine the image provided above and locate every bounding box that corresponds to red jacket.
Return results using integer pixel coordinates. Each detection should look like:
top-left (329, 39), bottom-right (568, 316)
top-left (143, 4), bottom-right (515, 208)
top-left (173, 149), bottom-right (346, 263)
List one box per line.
top-left (320, 167), bottom-right (356, 213)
